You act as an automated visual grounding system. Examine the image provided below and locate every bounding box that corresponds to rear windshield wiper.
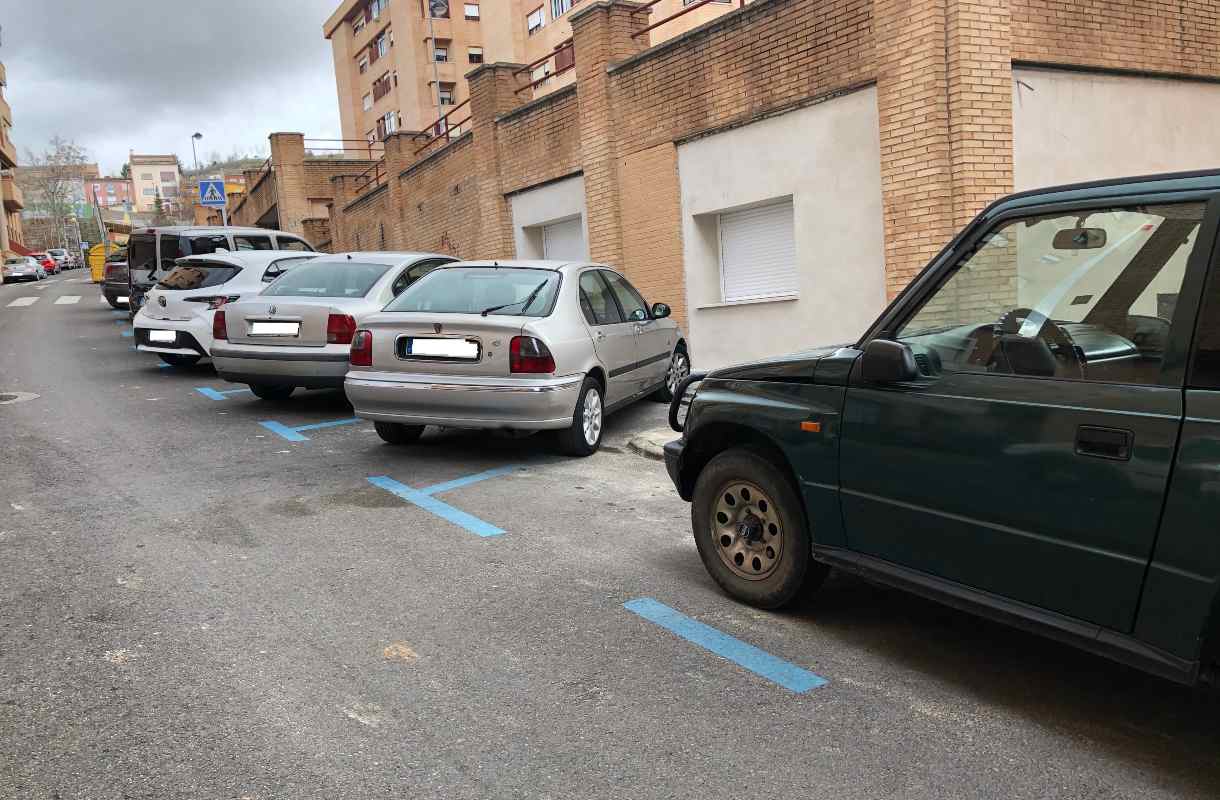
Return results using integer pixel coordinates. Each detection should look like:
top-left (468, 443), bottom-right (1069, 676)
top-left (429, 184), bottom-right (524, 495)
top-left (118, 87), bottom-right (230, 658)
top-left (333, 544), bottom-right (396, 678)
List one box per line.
top-left (481, 279), bottom-right (550, 317)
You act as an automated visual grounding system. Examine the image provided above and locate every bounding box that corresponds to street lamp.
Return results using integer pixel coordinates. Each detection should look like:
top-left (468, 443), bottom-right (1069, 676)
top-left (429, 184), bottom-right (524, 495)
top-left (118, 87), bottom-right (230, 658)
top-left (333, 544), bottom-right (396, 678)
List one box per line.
top-left (191, 132), bottom-right (202, 172)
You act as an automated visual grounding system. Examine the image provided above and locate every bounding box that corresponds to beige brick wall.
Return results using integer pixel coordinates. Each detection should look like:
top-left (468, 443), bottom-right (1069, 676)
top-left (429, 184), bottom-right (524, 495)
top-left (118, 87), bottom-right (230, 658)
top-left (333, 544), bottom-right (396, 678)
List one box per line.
top-left (496, 86), bottom-right (582, 195)
top-left (619, 142), bottom-right (687, 332)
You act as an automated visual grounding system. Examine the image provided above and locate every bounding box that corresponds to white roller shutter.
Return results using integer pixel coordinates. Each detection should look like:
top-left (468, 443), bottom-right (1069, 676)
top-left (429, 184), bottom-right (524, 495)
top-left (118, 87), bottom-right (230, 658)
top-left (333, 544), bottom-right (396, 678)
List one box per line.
top-left (542, 217), bottom-right (587, 260)
top-left (718, 199), bottom-right (797, 302)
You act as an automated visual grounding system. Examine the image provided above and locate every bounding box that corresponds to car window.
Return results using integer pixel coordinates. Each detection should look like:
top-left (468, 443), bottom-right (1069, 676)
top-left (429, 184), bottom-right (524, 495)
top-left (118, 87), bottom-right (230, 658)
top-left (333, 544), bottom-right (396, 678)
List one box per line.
top-left (261, 256), bottom-right (315, 283)
top-left (234, 235), bottom-right (274, 251)
top-left (579, 271), bottom-right (624, 325)
top-left (262, 259), bottom-right (393, 297)
top-left (1191, 256), bottom-right (1220, 389)
top-left (275, 237), bottom-right (314, 252)
top-left (182, 235), bottom-right (231, 256)
top-left (601, 270), bottom-right (649, 322)
top-left (156, 262), bottom-right (241, 290)
top-left (897, 202), bottom-right (1206, 385)
top-left (391, 259), bottom-right (449, 296)
top-left (158, 235), bottom-right (181, 270)
top-left (386, 267), bottom-right (560, 316)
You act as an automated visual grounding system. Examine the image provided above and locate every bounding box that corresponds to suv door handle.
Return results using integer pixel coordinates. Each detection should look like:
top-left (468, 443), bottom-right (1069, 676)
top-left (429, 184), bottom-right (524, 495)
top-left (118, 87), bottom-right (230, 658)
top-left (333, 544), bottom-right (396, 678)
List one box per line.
top-left (1075, 426), bottom-right (1133, 461)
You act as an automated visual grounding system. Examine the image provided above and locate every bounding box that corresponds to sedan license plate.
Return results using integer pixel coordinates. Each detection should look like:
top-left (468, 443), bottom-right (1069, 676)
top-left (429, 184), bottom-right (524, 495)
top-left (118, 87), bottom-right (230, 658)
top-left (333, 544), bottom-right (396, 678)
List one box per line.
top-left (404, 337), bottom-right (479, 360)
top-left (149, 330), bottom-right (176, 343)
top-left (249, 321), bottom-right (300, 337)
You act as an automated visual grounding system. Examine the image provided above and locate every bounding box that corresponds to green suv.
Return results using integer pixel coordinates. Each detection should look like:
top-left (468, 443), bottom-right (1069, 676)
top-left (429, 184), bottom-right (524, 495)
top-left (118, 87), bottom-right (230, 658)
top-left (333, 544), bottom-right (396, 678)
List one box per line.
top-left (664, 170), bottom-right (1220, 686)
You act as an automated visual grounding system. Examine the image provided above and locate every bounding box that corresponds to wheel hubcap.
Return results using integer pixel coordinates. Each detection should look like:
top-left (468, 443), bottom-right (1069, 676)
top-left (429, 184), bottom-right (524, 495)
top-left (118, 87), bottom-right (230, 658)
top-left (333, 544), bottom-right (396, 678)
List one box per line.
top-left (667, 352), bottom-right (689, 393)
top-left (711, 481), bottom-right (782, 580)
top-left (582, 388), bottom-right (603, 446)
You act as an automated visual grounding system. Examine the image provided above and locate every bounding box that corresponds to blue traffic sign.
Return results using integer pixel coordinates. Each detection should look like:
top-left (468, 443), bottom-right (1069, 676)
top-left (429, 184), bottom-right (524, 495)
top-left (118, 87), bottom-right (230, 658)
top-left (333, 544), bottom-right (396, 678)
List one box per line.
top-left (199, 179), bottom-right (227, 208)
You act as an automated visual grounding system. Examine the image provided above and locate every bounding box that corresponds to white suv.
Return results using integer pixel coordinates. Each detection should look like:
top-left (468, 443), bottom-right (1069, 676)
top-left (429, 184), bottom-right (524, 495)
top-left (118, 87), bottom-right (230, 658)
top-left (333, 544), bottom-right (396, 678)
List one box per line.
top-left (133, 251), bottom-right (317, 367)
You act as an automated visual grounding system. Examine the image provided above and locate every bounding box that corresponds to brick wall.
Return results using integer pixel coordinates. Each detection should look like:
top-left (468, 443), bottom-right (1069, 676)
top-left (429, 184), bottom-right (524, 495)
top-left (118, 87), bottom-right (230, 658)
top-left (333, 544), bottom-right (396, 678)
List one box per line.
top-left (398, 136), bottom-right (481, 258)
top-left (496, 86), bottom-right (582, 195)
top-left (619, 142), bottom-right (687, 331)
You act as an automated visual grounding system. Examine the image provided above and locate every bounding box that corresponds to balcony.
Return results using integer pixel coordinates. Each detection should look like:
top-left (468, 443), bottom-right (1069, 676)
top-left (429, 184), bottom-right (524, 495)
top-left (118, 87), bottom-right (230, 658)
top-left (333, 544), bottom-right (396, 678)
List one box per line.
top-left (2, 172), bottom-right (23, 212)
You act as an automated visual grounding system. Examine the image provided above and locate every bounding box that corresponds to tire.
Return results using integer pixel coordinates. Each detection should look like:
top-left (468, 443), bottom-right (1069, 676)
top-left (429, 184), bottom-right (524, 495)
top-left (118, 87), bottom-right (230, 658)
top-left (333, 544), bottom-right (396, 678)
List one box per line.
top-left (158, 354), bottom-right (201, 368)
top-left (106, 296), bottom-right (124, 309)
top-left (374, 421), bottom-right (425, 445)
top-left (555, 376), bottom-right (604, 457)
top-left (652, 347), bottom-right (690, 403)
top-left (249, 383), bottom-right (295, 402)
top-left (691, 448), bottom-right (828, 609)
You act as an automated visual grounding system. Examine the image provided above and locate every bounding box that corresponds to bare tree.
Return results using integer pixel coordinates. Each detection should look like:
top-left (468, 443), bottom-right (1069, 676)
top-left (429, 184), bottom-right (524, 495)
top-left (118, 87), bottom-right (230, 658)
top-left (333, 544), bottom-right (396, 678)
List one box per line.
top-left (17, 136), bottom-right (92, 249)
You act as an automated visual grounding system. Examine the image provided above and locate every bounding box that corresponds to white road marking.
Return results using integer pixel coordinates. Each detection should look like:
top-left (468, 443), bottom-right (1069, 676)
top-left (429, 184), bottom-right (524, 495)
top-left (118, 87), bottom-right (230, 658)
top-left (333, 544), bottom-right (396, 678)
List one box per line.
top-left (6, 297), bottom-right (38, 307)
top-left (54, 295), bottom-right (81, 305)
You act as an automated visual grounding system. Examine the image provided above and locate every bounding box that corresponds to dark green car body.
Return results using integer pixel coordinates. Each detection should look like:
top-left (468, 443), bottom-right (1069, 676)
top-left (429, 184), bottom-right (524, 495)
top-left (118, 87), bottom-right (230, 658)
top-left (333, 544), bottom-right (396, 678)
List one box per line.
top-left (665, 170), bottom-right (1220, 685)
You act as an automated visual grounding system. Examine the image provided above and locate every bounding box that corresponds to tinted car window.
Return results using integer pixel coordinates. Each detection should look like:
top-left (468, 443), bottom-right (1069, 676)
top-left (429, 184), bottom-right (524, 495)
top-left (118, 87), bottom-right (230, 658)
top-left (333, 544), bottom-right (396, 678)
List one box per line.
top-left (386, 268), bottom-right (560, 316)
top-left (1191, 261), bottom-right (1220, 389)
top-left (156, 262), bottom-right (241, 290)
top-left (601, 270), bottom-right (649, 321)
top-left (579, 271), bottom-right (623, 325)
top-left (234, 235), bottom-right (273, 251)
top-left (276, 238), bottom-right (314, 252)
top-left (262, 259), bottom-right (392, 297)
top-left (261, 256), bottom-right (315, 283)
top-left (182, 235), bottom-right (231, 256)
top-left (128, 234), bottom-right (156, 272)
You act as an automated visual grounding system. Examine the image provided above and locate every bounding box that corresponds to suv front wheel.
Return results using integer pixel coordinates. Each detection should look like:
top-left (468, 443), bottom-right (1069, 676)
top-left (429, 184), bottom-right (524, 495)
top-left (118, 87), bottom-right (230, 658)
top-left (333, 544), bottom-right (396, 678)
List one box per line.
top-left (692, 449), bottom-right (827, 608)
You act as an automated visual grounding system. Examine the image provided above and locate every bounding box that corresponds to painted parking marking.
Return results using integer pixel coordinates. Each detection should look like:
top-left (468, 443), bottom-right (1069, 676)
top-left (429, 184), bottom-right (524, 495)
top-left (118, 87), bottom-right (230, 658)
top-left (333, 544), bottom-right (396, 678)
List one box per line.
top-left (53, 295), bottom-right (81, 305)
top-left (259, 417), bottom-right (361, 442)
top-left (195, 386), bottom-right (253, 400)
top-left (367, 467), bottom-right (518, 537)
top-left (121, 329), bottom-right (133, 337)
top-left (624, 598), bottom-right (827, 693)
top-left (6, 297), bottom-right (38, 307)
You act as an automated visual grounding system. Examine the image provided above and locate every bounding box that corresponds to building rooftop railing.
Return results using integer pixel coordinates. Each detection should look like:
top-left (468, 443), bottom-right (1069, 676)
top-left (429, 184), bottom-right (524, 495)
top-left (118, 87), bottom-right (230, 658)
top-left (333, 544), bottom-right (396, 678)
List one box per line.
top-left (304, 138), bottom-right (385, 159)
top-left (353, 158), bottom-right (386, 193)
top-left (413, 99), bottom-right (472, 156)
top-left (514, 39), bottom-right (575, 97)
top-left (631, 0), bottom-right (744, 40)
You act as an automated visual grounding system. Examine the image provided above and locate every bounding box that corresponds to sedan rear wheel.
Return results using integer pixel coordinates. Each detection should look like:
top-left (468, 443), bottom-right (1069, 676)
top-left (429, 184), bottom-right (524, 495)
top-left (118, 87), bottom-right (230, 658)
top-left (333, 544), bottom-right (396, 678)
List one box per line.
top-left (652, 348), bottom-right (690, 403)
top-left (556, 377), bottom-right (603, 457)
top-left (249, 383), bottom-right (295, 402)
top-left (692, 448), bottom-right (827, 608)
top-left (374, 421), bottom-right (425, 445)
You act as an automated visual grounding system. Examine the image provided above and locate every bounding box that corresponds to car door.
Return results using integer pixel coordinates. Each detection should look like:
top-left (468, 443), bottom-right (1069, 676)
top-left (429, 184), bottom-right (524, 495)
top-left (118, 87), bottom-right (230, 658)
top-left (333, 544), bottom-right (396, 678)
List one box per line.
top-left (578, 269), bottom-right (637, 406)
top-left (601, 270), bottom-right (671, 391)
top-left (839, 195), bottom-right (1218, 632)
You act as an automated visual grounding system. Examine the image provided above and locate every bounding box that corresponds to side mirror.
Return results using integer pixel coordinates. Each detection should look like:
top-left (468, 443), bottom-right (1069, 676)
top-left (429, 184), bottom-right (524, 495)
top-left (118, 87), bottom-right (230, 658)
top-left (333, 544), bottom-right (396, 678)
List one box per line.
top-left (861, 339), bottom-right (920, 383)
top-left (651, 302), bottom-right (671, 319)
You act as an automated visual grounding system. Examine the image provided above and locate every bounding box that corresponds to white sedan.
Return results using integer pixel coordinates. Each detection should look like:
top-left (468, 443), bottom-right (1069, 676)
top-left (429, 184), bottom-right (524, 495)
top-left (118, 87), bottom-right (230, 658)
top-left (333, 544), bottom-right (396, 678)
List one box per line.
top-left (133, 251), bottom-right (317, 367)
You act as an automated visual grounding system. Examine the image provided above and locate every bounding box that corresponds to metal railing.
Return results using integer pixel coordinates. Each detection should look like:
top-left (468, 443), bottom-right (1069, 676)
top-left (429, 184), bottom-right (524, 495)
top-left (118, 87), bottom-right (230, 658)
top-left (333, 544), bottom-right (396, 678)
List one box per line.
top-left (413, 98), bottom-right (471, 156)
top-left (354, 159), bottom-right (387, 193)
top-left (304, 138), bottom-right (386, 159)
top-left (631, 0), bottom-right (743, 40)
top-left (513, 38), bottom-right (575, 96)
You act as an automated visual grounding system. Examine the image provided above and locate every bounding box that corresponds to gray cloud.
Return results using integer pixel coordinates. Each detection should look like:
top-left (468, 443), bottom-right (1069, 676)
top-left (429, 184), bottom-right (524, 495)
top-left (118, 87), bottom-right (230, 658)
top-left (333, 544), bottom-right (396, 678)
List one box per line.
top-left (4, 0), bottom-right (343, 174)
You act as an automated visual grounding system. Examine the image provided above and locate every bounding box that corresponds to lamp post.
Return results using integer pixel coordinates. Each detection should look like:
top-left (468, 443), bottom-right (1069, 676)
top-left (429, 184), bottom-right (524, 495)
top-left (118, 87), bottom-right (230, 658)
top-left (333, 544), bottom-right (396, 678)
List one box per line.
top-left (191, 132), bottom-right (202, 171)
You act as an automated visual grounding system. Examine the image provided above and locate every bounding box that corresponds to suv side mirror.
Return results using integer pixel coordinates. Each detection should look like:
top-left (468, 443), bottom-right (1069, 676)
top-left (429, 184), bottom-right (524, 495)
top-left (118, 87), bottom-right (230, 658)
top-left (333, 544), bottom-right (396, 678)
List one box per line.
top-left (861, 339), bottom-right (920, 383)
top-left (652, 302), bottom-right (671, 319)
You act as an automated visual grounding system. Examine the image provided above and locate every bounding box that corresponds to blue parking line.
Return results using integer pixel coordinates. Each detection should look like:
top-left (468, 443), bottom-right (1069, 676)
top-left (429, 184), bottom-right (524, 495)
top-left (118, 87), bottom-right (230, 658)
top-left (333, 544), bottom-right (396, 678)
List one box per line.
top-left (113, 319), bottom-right (126, 325)
top-left (418, 466), bottom-right (518, 496)
top-left (195, 386), bottom-right (253, 400)
top-left (121, 330), bottom-right (133, 337)
top-left (368, 475), bottom-right (506, 537)
top-left (259, 417), bottom-right (360, 442)
top-left (624, 598), bottom-right (827, 693)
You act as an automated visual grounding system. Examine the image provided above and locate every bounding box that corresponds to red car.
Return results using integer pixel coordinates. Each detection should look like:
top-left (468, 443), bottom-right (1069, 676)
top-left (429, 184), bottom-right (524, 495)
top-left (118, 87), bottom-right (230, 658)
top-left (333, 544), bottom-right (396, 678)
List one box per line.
top-left (30, 253), bottom-right (58, 274)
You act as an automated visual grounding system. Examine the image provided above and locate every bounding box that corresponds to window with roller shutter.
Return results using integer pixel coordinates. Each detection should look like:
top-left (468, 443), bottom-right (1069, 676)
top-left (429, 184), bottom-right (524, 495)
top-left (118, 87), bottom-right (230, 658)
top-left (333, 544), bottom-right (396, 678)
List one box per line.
top-left (717, 198), bottom-right (798, 303)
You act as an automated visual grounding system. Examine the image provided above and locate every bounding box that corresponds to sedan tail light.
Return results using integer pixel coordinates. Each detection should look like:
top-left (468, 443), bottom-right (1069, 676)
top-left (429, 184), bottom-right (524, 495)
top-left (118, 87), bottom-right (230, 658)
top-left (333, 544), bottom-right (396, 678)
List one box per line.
top-left (509, 336), bottom-right (555, 374)
top-left (212, 309), bottom-right (228, 341)
top-left (350, 330), bottom-right (373, 366)
top-left (327, 314), bottom-right (357, 344)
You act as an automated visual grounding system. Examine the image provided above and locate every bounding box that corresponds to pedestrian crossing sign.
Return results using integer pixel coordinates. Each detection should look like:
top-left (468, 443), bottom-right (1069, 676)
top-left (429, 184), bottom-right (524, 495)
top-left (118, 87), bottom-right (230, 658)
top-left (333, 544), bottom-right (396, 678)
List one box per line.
top-left (199, 179), bottom-right (227, 208)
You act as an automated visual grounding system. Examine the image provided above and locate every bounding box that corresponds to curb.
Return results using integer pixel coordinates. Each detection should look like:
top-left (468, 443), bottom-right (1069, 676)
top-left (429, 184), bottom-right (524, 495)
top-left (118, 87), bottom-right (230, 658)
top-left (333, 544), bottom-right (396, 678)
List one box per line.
top-left (627, 428), bottom-right (673, 461)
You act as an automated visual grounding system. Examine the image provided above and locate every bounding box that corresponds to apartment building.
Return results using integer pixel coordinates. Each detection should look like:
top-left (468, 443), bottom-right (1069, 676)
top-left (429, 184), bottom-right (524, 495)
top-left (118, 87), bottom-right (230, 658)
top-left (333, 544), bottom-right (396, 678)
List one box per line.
top-left (0, 56), bottom-right (23, 256)
top-left (85, 177), bottom-right (134, 210)
top-left (324, 0), bottom-right (739, 145)
top-left (128, 153), bottom-right (181, 213)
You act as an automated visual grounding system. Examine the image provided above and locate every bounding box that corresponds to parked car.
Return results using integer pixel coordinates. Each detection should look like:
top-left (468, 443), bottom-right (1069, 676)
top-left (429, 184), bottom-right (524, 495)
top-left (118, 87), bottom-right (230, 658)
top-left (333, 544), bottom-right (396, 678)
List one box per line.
top-left (133, 251), bottom-right (317, 367)
top-left (346, 261), bottom-right (689, 456)
top-left (211, 251), bottom-right (456, 401)
top-left (665, 169), bottom-right (1220, 687)
top-left (30, 252), bottom-right (58, 275)
top-left (125, 226), bottom-right (316, 319)
top-left (2, 256), bottom-right (46, 283)
top-left (101, 254), bottom-right (130, 309)
top-left (46, 248), bottom-right (70, 270)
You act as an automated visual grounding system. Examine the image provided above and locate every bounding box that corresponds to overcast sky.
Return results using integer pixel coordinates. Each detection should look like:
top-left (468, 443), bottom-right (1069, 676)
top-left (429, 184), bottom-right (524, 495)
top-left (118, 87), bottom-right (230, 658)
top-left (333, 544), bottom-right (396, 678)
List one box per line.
top-left (3, 0), bottom-right (343, 176)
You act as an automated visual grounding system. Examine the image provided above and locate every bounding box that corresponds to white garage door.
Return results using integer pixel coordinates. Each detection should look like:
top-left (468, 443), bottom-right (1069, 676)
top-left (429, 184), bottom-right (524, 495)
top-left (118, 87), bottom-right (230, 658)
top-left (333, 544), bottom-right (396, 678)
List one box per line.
top-left (542, 217), bottom-right (587, 260)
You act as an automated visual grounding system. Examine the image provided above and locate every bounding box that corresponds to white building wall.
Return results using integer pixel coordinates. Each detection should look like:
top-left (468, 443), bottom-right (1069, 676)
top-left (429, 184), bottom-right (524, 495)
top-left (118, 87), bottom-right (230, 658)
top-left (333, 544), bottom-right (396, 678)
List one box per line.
top-left (508, 174), bottom-right (588, 260)
top-left (676, 88), bottom-right (886, 370)
top-left (1013, 67), bottom-right (1220, 191)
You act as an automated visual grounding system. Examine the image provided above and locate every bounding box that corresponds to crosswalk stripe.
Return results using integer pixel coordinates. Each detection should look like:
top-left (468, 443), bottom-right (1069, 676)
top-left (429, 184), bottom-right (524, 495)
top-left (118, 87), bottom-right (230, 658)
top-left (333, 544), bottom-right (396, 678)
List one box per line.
top-left (7, 297), bottom-right (39, 307)
top-left (54, 295), bottom-right (81, 305)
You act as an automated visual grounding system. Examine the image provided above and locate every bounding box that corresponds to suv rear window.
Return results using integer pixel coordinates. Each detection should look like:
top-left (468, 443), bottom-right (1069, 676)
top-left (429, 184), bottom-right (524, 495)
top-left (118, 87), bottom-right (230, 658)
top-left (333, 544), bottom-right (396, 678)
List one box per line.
top-left (156, 262), bottom-right (241, 290)
top-left (128, 234), bottom-right (156, 272)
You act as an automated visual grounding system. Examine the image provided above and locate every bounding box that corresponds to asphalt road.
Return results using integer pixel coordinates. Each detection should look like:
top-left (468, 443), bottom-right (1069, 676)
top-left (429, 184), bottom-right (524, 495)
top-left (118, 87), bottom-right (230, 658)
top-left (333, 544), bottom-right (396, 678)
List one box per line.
top-left (2, 274), bottom-right (1219, 800)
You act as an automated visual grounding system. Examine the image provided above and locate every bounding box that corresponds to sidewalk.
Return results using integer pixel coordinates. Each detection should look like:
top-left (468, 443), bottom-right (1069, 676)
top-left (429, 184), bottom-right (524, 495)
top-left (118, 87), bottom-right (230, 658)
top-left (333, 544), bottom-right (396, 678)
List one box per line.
top-left (627, 427), bottom-right (674, 461)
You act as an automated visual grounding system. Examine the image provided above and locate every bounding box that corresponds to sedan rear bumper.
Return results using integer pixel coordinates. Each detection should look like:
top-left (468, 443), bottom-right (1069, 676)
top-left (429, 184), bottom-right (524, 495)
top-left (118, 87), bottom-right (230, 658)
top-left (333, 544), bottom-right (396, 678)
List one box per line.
top-left (345, 371), bottom-right (583, 430)
top-left (213, 344), bottom-right (350, 389)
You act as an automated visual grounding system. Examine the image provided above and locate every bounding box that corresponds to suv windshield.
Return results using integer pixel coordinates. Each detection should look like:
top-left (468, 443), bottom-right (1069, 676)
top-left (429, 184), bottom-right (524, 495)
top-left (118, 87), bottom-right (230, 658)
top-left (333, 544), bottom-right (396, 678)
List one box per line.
top-left (261, 259), bottom-right (392, 298)
top-left (156, 261), bottom-right (241, 290)
top-left (385, 267), bottom-right (561, 316)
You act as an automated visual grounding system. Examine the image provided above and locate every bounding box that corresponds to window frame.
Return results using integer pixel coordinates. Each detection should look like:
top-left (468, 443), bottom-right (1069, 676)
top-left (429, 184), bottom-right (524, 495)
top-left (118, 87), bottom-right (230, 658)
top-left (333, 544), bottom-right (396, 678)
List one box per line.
top-left (716, 198), bottom-right (797, 304)
top-left (866, 191), bottom-right (1220, 390)
top-left (464, 2), bottom-right (480, 19)
top-left (600, 269), bottom-right (650, 322)
top-left (527, 6), bottom-right (545, 33)
top-left (578, 269), bottom-right (625, 326)
top-left (550, 0), bottom-right (572, 19)
top-left (468, 46), bottom-right (484, 63)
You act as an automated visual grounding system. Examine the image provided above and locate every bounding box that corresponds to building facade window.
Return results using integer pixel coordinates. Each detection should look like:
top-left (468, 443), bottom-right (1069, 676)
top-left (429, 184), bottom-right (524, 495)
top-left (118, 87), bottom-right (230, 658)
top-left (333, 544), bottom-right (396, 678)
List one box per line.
top-left (376, 30), bottom-right (392, 57)
top-left (141, 173), bottom-right (152, 180)
top-left (428, 0), bottom-right (450, 18)
top-left (530, 63), bottom-right (551, 86)
top-left (160, 171), bottom-right (175, 182)
top-left (373, 72), bottom-right (393, 101)
top-left (371, 0), bottom-right (388, 19)
top-left (363, 93), bottom-right (373, 110)
top-left (555, 44), bottom-right (575, 71)
top-left (353, 13), bottom-right (366, 32)
top-left (464, 3), bottom-right (479, 19)
top-left (550, 0), bottom-right (572, 19)
top-left (717, 198), bottom-right (798, 302)
top-left (358, 55), bottom-right (369, 73)
top-left (438, 82), bottom-right (455, 105)
top-left (434, 44), bottom-right (448, 62)
top-left (527, 7), bottom-right (544, 34)
top-left (468, 46), bottom-right (483, 63)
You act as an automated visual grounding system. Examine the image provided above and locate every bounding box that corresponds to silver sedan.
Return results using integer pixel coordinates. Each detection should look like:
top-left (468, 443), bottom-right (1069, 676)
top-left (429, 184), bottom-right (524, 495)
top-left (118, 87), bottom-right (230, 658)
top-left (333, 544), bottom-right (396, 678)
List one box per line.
top-left (344, 260), bottom-right (689, 456)
top-left (211, 252), bottom-right (456, 401)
